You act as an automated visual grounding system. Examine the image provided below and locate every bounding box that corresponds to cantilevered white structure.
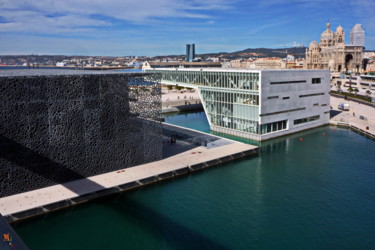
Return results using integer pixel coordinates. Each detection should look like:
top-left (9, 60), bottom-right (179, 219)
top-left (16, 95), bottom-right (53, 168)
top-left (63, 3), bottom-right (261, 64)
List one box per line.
top-left (145, 68), bottom-right (330, 141)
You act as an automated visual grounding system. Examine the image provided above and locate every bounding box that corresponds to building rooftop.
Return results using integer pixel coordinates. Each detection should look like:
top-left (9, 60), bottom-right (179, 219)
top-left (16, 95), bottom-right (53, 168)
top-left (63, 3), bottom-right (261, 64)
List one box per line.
top-left (0, 69), bottom-right (150, 77)
top-left (145, 67), bottom-right (329, 73)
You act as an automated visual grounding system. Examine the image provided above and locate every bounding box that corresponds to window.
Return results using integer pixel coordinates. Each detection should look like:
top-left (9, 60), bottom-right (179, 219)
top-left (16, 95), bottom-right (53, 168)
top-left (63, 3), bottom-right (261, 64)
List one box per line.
top-left (321, 104), bottom-right (328, 106)
top-left (294, 115), bottom-right (320, 125)
top-left (313, 103), bottom-right (319, 106)
top-left (282, 97), bottom-right (290, 100)
top-left (270, 80), bottom-right (306, 85)
top-left (299, 93), bottom-right (325, 98)
top-left (260, 120), bottom-right (287, 134)
top-left (312, 78), bottom-right (321, 84)
top-left (267, 96), bottom-right (279, 99)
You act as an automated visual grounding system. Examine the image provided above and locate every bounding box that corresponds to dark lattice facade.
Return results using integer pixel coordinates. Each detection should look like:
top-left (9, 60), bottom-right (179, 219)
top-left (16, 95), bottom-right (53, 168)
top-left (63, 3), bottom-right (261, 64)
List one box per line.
top-left (0, 71), bottom-right (162, 197)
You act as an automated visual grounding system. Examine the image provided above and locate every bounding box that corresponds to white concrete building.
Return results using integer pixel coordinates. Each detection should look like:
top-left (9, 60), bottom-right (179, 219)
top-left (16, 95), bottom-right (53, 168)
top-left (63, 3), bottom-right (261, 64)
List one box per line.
top-left (145, 68), bottom-right (330, 141)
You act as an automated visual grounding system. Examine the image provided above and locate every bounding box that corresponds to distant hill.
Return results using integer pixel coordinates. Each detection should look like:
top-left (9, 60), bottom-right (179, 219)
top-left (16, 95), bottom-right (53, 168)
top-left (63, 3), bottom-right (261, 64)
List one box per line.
top-left (230, 47), bottom-right (306, 58)
top-left (161, 47), bottom-right (307, 60)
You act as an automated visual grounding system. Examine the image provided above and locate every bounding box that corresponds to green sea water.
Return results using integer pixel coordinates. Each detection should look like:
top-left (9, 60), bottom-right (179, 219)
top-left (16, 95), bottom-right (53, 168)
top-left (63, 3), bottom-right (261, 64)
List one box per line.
top-left (13, 111), bottom-right (375, 249)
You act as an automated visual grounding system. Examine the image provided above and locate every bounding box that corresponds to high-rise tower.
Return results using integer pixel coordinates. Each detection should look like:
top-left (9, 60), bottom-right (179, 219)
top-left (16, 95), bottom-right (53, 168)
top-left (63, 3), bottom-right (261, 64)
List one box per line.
top-left (186, 44), bottom-right (195, 62)
top-left (350, 24), bottom-right (365, 47)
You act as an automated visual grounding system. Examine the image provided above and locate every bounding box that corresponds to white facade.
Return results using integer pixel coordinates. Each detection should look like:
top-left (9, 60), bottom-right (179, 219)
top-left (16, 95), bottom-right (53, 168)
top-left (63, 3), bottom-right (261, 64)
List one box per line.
top-left (146, 68), bottom-right (330, 141)
top-left (258, 70), bottom-right (330, 140)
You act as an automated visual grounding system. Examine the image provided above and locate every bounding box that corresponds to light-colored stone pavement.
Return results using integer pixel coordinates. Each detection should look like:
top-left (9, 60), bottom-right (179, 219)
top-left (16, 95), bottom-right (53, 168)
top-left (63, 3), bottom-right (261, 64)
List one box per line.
top-left (161, 88), bottom-right (200, 102)
top-left (0, 125), bottom-right (256, 217)
top-left (330, 96), bottom-right (375, 134)
top-left (162, 90), bottom-right (201, 109)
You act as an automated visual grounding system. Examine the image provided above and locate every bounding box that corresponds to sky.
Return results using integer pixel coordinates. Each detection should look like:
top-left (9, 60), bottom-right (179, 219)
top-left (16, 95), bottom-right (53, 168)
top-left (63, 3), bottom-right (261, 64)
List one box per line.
top-left (0, 0), bottom-right (374, 56)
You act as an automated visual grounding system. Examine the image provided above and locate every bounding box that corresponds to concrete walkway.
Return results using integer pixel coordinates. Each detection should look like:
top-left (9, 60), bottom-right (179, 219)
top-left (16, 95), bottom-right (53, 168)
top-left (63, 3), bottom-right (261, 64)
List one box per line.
top-left (161, 89), bottom-right (203, 113)
top-left (330, 96), bottom-right (375, 138)
top-left (0, 124), bottom-right (257, 221)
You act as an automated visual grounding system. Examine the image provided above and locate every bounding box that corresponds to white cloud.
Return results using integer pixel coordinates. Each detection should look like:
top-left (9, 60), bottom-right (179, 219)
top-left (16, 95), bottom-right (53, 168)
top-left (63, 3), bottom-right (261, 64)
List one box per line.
top-left (0, 0), bottom-right (233, 34)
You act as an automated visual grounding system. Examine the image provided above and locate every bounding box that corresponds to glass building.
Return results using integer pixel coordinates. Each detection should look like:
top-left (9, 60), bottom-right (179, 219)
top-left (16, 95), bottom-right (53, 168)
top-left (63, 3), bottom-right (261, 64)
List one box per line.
top-left (145, 68), bottom-right (330, 141)
top-left (186, 44), bottom-right (195, 62)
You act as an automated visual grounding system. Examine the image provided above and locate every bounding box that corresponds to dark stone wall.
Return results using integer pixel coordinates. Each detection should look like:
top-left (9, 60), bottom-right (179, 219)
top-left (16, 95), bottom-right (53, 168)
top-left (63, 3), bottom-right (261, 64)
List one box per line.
top-left (0, 72), bottom-right (162, 197)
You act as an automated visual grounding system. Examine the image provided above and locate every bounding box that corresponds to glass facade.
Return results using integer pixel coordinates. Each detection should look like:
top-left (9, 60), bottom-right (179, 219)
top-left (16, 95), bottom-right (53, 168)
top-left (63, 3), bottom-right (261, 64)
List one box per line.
top-left (150, 69), bottom-right (261, 134)
top-left (200, 88), bottom-right (259, 134)
top-left (260, 120), bottom-right (287, 134)
top-left (294, 115), bottom-right (320, 125)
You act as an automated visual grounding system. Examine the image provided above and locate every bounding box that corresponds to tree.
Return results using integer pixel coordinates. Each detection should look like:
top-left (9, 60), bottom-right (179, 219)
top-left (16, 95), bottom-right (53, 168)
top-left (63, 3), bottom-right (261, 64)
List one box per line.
top-left (347, 87), bottom-right (353, 94)
top-left (167, 85), bottom-right (173, 91)
top-left (336, 82), bottom-right (342, 92)
top-left (353, 88), bottom-right (359, 95)
top-left (366, 90), bottom-right (372, 96)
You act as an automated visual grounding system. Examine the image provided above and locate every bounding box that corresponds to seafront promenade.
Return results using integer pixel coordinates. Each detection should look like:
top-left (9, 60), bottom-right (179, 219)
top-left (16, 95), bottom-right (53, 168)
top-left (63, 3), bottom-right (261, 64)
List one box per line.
top-left (0, 123), bottom-right (257, 222)
top-left (161, 88), bottom-right (202, 113)
top-left (330, 96), bottom-right (375, 139)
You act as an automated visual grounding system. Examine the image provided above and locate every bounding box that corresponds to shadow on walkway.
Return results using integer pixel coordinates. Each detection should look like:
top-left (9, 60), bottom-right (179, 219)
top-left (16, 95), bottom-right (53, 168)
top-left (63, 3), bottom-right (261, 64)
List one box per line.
top-left (330, 110), bottom-right (342, 119)
top-left (162, 123), bottom-right (230, 159)
top-left (0, 135), bottom-right (104, 197)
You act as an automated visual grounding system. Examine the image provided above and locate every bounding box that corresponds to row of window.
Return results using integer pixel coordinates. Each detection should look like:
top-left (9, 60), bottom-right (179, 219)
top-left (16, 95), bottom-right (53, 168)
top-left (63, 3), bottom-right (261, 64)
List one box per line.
top-left (267, 96), bottom-right (290, 100)
top-left (260, 107), bottom-right (306, 117)
top-left (267, 92), bottom-right (325, 100)
top-left (294, 115), bottom-right (320, 125)
top-left (209, 114), bottom-right (259, 134)
top-left (260, 120), bottom-right (287, 135)
top-left (270, 78), bottom-right (322, 85)
top-left (314, 103), bottom-right (328, 107)
top-left (270, 80), bottom-right (306, 85)
top-left (156, 70), bottom-right (260, 90)
top-left (299, 93), bottom-right (325, 98)
top-left (200, 90), bottom-right (259, 106)
top-left (268, 96), bottom-right (278, 99)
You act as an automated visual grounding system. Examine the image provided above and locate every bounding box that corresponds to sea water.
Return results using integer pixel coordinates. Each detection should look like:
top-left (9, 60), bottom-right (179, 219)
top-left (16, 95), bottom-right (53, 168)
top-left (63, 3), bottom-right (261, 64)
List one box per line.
top-left (13, 111), bottom-right (375, 249)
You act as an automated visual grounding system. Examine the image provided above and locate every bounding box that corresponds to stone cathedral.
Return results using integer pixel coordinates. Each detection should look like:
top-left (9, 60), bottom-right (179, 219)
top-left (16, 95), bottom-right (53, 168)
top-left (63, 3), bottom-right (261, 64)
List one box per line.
top-left (305, 22), bottom-right (365, 72)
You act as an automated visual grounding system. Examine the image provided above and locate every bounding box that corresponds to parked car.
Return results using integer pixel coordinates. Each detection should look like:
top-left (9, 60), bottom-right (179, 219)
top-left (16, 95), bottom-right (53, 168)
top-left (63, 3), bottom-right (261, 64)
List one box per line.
top-left (338, 103), bottom-right (350, 111)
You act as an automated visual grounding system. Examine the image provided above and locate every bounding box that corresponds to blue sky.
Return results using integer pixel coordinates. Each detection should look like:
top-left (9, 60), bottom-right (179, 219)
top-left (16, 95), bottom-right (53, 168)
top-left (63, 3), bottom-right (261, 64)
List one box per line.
top-left (0, 0), bottom-right (374, 56)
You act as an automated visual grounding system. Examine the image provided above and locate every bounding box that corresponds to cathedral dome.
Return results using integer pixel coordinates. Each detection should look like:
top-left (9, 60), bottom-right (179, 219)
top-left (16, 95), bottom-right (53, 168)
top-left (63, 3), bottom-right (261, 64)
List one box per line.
top-left (335, 25), bottom-right (345, 44)
top-left (309, 40), bottom-right (319, 49)
top-left (336, 25), bottom-right (344, 34)
top-left (320, 22), bottom-right (335, 46)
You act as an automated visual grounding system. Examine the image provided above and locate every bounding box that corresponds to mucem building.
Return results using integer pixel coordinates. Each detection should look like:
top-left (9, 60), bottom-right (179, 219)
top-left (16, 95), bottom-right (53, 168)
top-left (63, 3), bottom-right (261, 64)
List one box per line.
top-left (145, 68), bottom-right (330, 141)
top-left (0, 70), bottom-right (162, 197)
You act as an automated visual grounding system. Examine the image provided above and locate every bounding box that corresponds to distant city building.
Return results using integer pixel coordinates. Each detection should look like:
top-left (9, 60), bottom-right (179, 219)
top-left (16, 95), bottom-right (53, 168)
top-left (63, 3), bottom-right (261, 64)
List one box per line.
top-left (251, 57), bottom-right (283, 69)
top-left (186, 44), bottom-right (195, 62)
top-left (305, 22), bottom-right (365, 72)
top-left (142, 61), bottom-right (221, 69)
top-left (230, 56), bottom-right (304, 70)
top-left (331, 72), bottom-right (375, 97)
top-left (56, 62), bottom-right (67, 67)
top-left (350, 24), bottom-right (365, 47)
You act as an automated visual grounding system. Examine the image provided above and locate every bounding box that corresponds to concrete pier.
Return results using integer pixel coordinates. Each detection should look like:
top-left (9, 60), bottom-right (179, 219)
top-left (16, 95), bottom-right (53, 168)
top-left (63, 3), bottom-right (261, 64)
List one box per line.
top-left (330, 96), bottom-right (375, 140)
top-left (0, 123), bottom-right (258, 222)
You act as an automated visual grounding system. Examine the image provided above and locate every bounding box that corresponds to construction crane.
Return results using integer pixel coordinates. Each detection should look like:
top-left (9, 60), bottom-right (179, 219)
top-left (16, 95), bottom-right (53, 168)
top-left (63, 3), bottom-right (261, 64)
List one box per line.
top-left (274, 41), bottom-right (305, 48)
